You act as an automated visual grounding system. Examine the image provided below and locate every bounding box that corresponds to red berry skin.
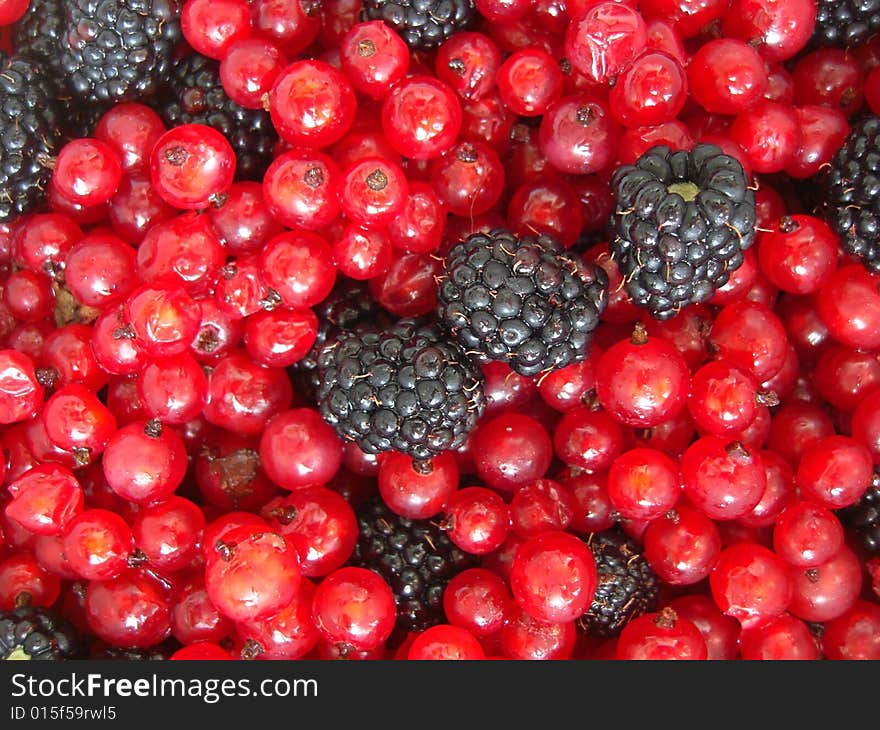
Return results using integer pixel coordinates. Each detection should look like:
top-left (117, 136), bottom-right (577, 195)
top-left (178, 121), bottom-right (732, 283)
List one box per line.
top-left (792, 49), bottom-right (864, 118)
top-left (102, 421), bottom-right (187, 504)
top-left (124, 284), bottom-right (201, 358)
top-left (499, 606), bottom-right (576, 660)
top-left (171, 574), bottom-right (233, 646)
top-left (609, 51), bottom-right (688, 128)
top-left (269, 60), bottom-right (356, 148)
top-left (0, 553), bottom-right (61, 610)
top-left (431, 140), bottom-right (503, 217)
top-left (340, 156), bottom-right (409, 228)
top-left (607, 447), bottom-right (681, 521)
top-left (758, 215), bottom-right (838, 295)
top-left (435, 32), bottom-right (500, 103)
top-left (710, 543), bottom-right (793, 626)
top-left (817, 265), bottom-right (880, 350)
top-left (721, 0), bottom-right (816, 62)
top-left (709, 301), bottom-right (788, 383)
top-left (739, 450), bottom-right (796, 528)
top-left (853, 390), bottom-right (880, 465)
top-left (667, 594), bottom-right (741, 660)
top-left (472, 413), bottom-right (553, 492)
top-left (265, 487), bottom-right (357, 578)
top-left (94, 103), bottom-right (167, 174)
top-left (796, 435), bottom-right (873, 510)
top-left (822, 601), bottom-right (880, 660)
top-left (260, 231), bottom-right (337, 309)
top-left (595, 331), bottom-right (691, 428)
top-left (729, 100), bottom-right (801, 174)
top-left (150, 124), bottom-right (236, 209)
top-left (687, 39), bottom-right (769, 115)
top-left (739, 614), bottom-right (820, 660)
top-left (564, 2), bottom-right (647, 85)
top-left (867, 67), bottom-right (880, 115)
top-left (259, 409), bottom-right (343, 491)
top-left (507, 176), bottom-right (585, 248)
top-left (497, 48), bottom-right (564, 117)
top-left (41, 384), bottom-right (117, 460)
top-left (209, 181), bottom-right (283, 254)
top-left (131, 496), bottom-right (205, 573)
top-left (236, 578), bottom-right (319, 660)
top-left (785, 106), bottom-right (850, 179)
top-left (53, 138), bottom-right (123, 207)
top-left (62, 509), bottom-right (133, 581)
top-left (0, 0), bottom-right (29, 25)
top-left (333, 224), bottom-right (392, 279)
top-left (171, 643), bottom-right (233, 660)
top-left (220, 37), bottom-right (286, 110)
top-left (262, 150), bottom-right (341, 231)
top-left (772, 501), bottom-right (844, 568)
top-left (408, 625), bottom-right (486, 660)
top-left (643, 503), bottom-right (722, 585)
top-left (0, 350), bottom-right (44, 424)
top-left (381, 76), bottom-right (463, 160)
top-left (138, 351), bottom-right (208, 425)
top-left (206, 527), bottom-right (302, 622)
top-left (444, 486), bottom-right (510, 554)
top-left (688, 359), bottom-right (760, 437)
top-left (617, 609), bottom-right (708, 660)
top-left (311, 566), bottom-right (396, 651)
top-left (538, 93), bottom-right (620, 175)
top-left (509, 530), bottom-right (598, 624)
top-left (181, 0), bottom-right (251, 60)
top-left (640, 0), bottom-right (728, 38)
top-left (378, 451), bottom-right (459, 520)
top-left (253, 0), bottom-right (320, 56)
top-left (85, 570), bottom-right (171, 649)
top-left (787, 546), bottom-right (862, 623)
top-left (553, 407), bottom-right (623, 473)
top-left (443, 568), bottom-right (513, 637)
top-left (244, 307), bottom-right (317, 368)
top-left (341, 21), bottom-right (410, 99)
top-left (682, 438), bottom-right (766, 521)
top-left (5, 464), bottom-right (83, 536)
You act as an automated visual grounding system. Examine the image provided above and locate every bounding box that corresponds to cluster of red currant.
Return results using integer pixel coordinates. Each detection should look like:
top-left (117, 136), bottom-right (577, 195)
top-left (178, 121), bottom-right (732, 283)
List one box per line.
top-left (1, 0), bottom-right (880, 662)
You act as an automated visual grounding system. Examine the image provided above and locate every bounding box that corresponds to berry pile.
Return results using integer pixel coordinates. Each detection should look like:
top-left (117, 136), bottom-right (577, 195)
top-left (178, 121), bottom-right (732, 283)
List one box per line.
top-left (1, 0), bottom-right (880, 662)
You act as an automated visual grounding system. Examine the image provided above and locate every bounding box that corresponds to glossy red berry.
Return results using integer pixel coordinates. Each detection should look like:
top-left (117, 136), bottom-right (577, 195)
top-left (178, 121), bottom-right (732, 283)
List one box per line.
top-left (617, 608), bottom-right (708, 660)
top-left (52, 138), bottom-right (123, 208)
top-left (382, 76), bottom-right (462, 160)
top-left (497, 48), bottom-right (563, 117)
top-left (269, 60), bottom-right (356, 148)
top-left (509, 530), bottom-right (597, 623)
top-left (339, 156), bottom-right (409, 228)
top-left (687, 39), bottom-right (768, 115)
top-left (150, 124), bottom-right (236, 209)
top-left (710, 542), bottom-right (792, 625)
top-left (816, 265), bottom-right (880, 350)
top-left (667, 594), bottom-right (741, 660)
top-left (102, 420), bottom-right (187, 503)
top-left (42, 384), bottom-right (117, 463)
top-left (472, 413), bottom-right (553, 492)
top-left (443, 486), bottom-right (510, 554)
top-left (259, 408), bottom-right (343, 491)
top-left (181, 0), bottom-right (251, 60)
top-left (0, 350), bottom-right (44, 424)
top-left (262, 149), bottom-right (340, 231)
top-left (539, 94), bottom-right (620, 175)
top-left (5, 464), bottom-right (83, 536)
top-left (311, 566), bottom-right (395, 651)
top-left (340, 21), bottom-right (410, 99)
top-left (796, 435), bottom-right (873, 509)
top-left (709, 301), bottom-right (788, 382)
top-left (739, 613), bottom-right (820, 660)
top-left (564, 2), bottom-right (647, 85)
top-left (758, 215), bottom-right (838, 294)
top-left (822, 601), bottom-right (880, 660)
top-left (85, 570), bottom-right (171, 648)
top-left (643, 504), bottom-right (722, 585)
top-left (681, 438), bottom-right (766, 521)
top-left (596, 326), bottom-right (690, 428)
top-left (408, 625), bottom-right (486, 660)
top-left (378, 451), bottom-right (458, 519)
top-left (787, 545), bottom-right (862, 623)
top-left (260, 231), bottom-right (336, 309)
top-left (236, 578), bottom-right (319, 660)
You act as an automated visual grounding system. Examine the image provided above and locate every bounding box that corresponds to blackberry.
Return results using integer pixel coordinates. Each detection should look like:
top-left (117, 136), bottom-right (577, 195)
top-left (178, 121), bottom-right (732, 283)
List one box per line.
top-left (13, 0), bottom-right (110, 140)
top-left (838, 471), bottom-right (880, 555)
top-left (56, 0), bottom-right (182, 105)
top-left (292, 278), bottom-right (393, 404)
top-left (812, 0), bottom-right (880, 49)
top-left (158, 52), bottom-right (277, 181)
top-left (0, 53), bottom-right (63, 223)
top-left (362, 0), bottom-right (476, 50)
top-left (437, 229), bottom-right (608, 377)
top-left (351, 495), bottom-right (475, 635)
top-left (815, 115), bottom-right (880, 272)
top-left (91, 638), bottom-right (180, 660)
top-left (610, 144), bottom-right (757, 320)
top-left (578, 529), bottom-right (659, 638)
top-left (0, 605), bottom-right (79, 660)
top-left (315, 318), bottom-right (485, 459)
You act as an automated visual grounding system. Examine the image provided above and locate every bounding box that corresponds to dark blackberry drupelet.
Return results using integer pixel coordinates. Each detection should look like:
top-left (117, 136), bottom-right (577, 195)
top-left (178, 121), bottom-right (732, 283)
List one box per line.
top-left (812, 0), bottom-right (880, 48)
top-left (351, 496), bottom-right (475, 635)
top-left (13, 0), bottom-right (110, 140)
top-left (0, 606), bottom-right (79, 660)
top-left (158, 52), bottom-right (277, 181)
top-left (437, 229), bottom-right (608, 377)
top-left (315, 318), bottom-right (486, 459)
top-left (362, 0), bottom-right (476, 50)
top-left (815, 115), bottom-right (880, 272)
top-left (0, 53), bottom-right (63, 223)
top-left (578, 529), bottom-right (659, 638)
top-left (292, 278), bottom-right (394, 404)
top-left (838, 471), bottom-right (880, 555)
top-left (611, 144), bottom-right (757, 320)
top-left (56, 0), bottom-right (182, 105)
